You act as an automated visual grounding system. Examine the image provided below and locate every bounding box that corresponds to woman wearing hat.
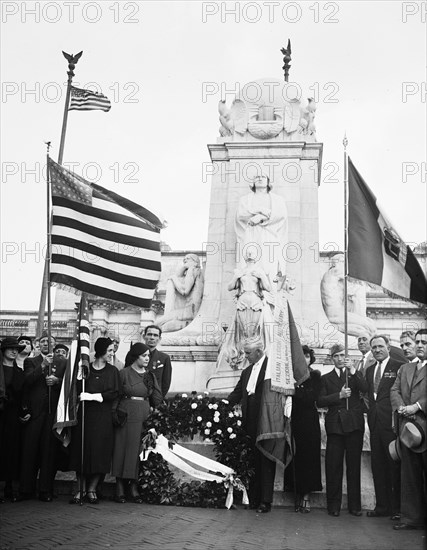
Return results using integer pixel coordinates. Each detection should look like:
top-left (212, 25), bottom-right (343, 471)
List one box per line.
top-left (0, 337), bottom-right (26, 501)
top-left (111, 343), bottom-right (163, 503)
top-left (69, 337), bottom-right (120, 504)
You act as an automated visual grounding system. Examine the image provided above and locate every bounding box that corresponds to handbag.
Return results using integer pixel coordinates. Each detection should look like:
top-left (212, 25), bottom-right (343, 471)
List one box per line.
top-left (112, 399), bottom-right (127, 427)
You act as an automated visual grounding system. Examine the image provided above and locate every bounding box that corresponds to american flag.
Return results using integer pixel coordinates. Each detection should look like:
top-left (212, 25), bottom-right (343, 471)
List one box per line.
top-left (49, 158), bottom-right (163, 308)
top-left (69, 86), bottom-right (111, 112)
top-left (53, 294), bottom-right (90, 445)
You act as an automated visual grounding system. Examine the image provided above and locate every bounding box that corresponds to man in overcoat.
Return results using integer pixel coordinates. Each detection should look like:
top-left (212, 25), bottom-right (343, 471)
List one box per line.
top-left (20, 332), bottom-right (67, 501)
top-left (227, 338), bottom-right (276, 513)
top-left (390, 328), bottom-right (427, 530)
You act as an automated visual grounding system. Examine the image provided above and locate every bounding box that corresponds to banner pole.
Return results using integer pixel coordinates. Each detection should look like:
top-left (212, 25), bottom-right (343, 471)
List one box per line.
top-left (343, 133), bottom-right (349, 410)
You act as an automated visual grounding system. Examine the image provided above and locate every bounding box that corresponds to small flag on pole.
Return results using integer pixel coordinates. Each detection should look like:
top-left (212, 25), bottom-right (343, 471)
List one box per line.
top-left (53, 294), bottom-right (90, 445)
top-left (49, 158), bottom-right (163, 308)
top-left (69, 86), bottom-right (111, 112)
top-left (348, 157), bottom-right (427, 304)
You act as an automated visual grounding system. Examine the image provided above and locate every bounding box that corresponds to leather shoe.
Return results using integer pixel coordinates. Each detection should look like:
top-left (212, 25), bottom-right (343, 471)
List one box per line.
top-left (366, 510), bottom-right (387, 518)
top-left (248, 502), bottom-right (260, 510)
top-left (393, 523), bottom-right (417, 530)
top-left (349, 510), bottom-right (362, 517)
top-left (390, 514), bottom-right (401, 521)
top-left (112, 495), bottom-right (126, 504)
top-left (328, 511), bottom-right (340, 517)
top-left (256, 503), bottom-right (271, 513)
top-left (38, 493), bottom-right (53, 502)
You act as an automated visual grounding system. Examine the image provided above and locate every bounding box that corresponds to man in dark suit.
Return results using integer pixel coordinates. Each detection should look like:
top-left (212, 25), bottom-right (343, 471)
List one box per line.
top-left (143, 325), bottom-right (172, 398)
top-left (318, 343), bottom-right (368, 517)
top-left (390, 328), bottom-right (427, 530)
top-left (356, 333), bottom-right (376, 377)
top-left (19, 332), bottom-right (67, 501)
top-left (365, 334), bottom-right (404, 519)
top-left (227, 339), bottom-right (276, 513)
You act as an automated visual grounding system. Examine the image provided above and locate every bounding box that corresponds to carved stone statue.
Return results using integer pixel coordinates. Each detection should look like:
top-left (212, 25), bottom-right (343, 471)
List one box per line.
top-left (320, 253), bottom-right (376, 337)
top-left (217, 78), bottom-right (318, 142)
top-left (235, 174), bottom-right (288, 291)
top-left (158, 254), bottom-right (204, 333)
top-left (217, 253), bottom-right (275, 370)
top-left (298, 97), bottom-right (317, 136)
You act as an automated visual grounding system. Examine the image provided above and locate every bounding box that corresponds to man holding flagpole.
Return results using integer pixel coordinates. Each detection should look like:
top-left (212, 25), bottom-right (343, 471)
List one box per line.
top-left (318, 343), bottom-right (368, 517)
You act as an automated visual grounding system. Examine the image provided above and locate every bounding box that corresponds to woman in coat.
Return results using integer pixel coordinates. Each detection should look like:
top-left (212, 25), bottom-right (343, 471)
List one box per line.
top-left (69, 337), bottom-right (120, 504)
top-left (112, 343), bottom-right (163, 503)
top-left (0, 338), bottom-right (27, 501)
top-left (285, 345), bottom-right (322, 512)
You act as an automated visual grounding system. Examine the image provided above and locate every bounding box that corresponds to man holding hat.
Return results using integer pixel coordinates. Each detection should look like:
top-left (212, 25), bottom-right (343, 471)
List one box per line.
top-left (19, 331), bottom-right (67, 502)
top-left (390, 328), bottom-right (427, 530)
top-left (317, 343), bottom-right (368, 517)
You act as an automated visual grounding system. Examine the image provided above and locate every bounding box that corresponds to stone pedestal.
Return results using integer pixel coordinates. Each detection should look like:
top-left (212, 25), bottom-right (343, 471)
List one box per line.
top-left (202, 140), bottom-right (329, 347)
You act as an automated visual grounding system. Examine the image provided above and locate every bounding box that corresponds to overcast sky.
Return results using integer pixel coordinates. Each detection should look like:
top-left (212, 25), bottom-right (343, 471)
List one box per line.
top-left (1, 1), bottom-right (426, 311)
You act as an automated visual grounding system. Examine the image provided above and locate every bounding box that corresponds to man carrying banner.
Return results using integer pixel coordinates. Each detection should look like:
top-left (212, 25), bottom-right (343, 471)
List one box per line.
top-left (20, 332), bottom-right (67, 501)
top-left (227, 338), bottom-right (276, 513)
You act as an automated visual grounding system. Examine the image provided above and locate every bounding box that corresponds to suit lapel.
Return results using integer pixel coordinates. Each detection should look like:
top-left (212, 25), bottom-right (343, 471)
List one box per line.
top-left (377, 362), bottom-right (394, 395)
top-left (255, 357), bottom-right (268, 389)
top-left (405, 363), bottom-right (417, 391)
top-left (412, 364), bottom-right (426, 388)
top-left (330, 369), bottom-right (343, 391)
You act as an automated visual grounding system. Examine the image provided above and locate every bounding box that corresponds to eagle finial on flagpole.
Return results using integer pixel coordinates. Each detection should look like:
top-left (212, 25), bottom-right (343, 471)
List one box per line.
top-left (343, 132), bottom-right (348, 149)
top-left (62, 51), bottom-right (83, 77)
top-left (280, 40), bottom-right (292, 82)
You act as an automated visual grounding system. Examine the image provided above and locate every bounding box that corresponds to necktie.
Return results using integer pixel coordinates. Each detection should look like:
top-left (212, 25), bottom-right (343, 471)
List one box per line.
top-left (373, 361), bottom-right (382, 394)
top-left (340, 369), bottom-right (346, 383)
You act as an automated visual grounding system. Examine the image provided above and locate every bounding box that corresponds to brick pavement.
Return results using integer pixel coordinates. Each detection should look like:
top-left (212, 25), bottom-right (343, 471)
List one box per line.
top-left (1, 499), bottom-right (425, 550)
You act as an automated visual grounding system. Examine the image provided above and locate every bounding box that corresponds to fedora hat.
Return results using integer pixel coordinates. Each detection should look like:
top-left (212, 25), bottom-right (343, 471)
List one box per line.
top-left (399, 416), bottom-right (427, 453)
top-left (1, 337), bottom-right (25, 352)
top-left (388, 437), bottom-right (401, 462)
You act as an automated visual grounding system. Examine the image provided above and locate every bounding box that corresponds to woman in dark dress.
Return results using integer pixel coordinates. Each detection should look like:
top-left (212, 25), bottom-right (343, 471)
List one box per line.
top-left (69, 337), bottom-right (120, 504)
top-left (112, 343), bottom-right (163, 503)
top-left (285, 345), bottom-right (322, 512)
top-left (0, 338), bottom-right (27, 501)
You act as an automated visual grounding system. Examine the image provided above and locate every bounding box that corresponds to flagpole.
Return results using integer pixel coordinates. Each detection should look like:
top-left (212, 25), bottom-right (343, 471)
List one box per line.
top-left (44, 144), bottom-right (53, 414)
top-left (36, 51), bottom-right (83, 337)
top-left (343, 133), bottom-right (349, 410)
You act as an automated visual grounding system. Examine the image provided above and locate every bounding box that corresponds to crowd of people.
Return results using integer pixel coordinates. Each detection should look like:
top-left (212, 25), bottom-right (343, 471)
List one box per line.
top-left (0, 323), bottom-right (426, 532)
top-left (0, 325), bottom-right (170, 505)
top-left (226, 329), bottom-right (426, 531)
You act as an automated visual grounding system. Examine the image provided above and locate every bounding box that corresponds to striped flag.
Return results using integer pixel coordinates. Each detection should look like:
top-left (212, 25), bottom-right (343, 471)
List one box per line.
top-left (49, 158), bottom-right (163, 308)
top-left (53, 295), bottom-right (90, 445)
top-left (348, 158), bottom-right (427, 304)
top-left (69, 86), bottom-right (111, 112)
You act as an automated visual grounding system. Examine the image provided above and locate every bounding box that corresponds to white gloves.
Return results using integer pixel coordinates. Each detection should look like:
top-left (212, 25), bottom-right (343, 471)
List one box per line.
top-left (80, 392), bottom-right (103, 403)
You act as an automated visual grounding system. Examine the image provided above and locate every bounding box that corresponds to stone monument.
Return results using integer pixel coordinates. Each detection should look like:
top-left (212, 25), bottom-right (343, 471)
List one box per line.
top-left (160, 51), bottom-right (340, 392)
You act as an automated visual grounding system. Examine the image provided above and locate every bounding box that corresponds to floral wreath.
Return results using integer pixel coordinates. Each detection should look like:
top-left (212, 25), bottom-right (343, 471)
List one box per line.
top-left (139, 392), bottom-right (254, 508)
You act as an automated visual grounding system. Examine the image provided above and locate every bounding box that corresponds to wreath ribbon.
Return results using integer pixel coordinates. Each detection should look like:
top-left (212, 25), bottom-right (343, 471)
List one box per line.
top-left (140, 429), bottom-right (248, 509)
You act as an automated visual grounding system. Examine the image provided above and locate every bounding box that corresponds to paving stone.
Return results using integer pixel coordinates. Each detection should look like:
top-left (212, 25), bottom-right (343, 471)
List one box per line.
top-left (0, 499), bottom-right (425, 550)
